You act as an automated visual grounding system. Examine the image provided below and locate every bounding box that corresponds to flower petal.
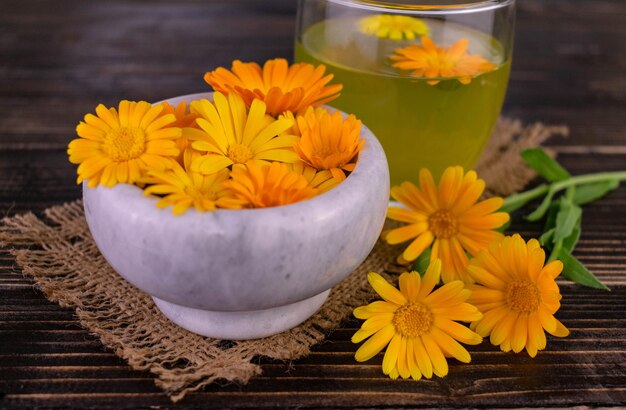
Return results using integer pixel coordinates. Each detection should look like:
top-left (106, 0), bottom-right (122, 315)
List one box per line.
top-left (402, 231), bottom-right (435, 262)
top-left (431, 327), bottom-right (471, 363)
top-left (354, 324), bottom-right (395, 362)
top-left (416, 259), bottom-right (442, 299)
top-left (511, 313), bottom-right (529, 353)
top-left (421, 333), bottom-right (448, 377)
top-left (382, 334), bottom-right (402, 375)
top-left (399, 271), bottom-right (421, 302)
top-left (406, 338), bottom-right (422, 380)
top-left (435, 318), bottom-right (482, 345)
top-left (367, 272), bottom-right (407, 306)
top-left (387, 207), bottom-right (427, 223)
top-left (546, 317), bottom-right (569, 338)
top-left (385, 223), bottom-right (428, 245)
top-left (413, 335), bottom-right (433, 378)
top-left (396, 337), bottom-right (410, 379)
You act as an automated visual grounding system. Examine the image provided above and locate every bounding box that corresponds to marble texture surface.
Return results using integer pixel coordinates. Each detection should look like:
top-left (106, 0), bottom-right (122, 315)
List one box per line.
top-left (83, 92), bottom-right (389, 339)
top-left (153, 290), bottom-right (330, 340)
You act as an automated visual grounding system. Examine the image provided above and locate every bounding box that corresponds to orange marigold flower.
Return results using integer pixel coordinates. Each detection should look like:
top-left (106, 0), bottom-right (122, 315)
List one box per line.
top-left (226, 161), bottom-right (318, 208)
top-left (467, 234), bottom-right (569, 357)
top-left (157, 101), bottom-right (200, 164)
top-left (204, 58), bottom-right (342, 116)
top-left (68, 100), bottom-right (180, 188)
top-left (158, 101), bottom-right (199, 129)
top-left (385, 166), bottom-right (510, 283)
top-left (390, 37), bottom-right (496, 85)
top-left (293, 107), bottom-right (365, 181)
top-left (289, 162), bottom-right (340, 193)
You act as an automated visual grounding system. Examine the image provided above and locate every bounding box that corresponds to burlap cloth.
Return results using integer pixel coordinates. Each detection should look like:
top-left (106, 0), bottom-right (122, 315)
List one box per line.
top-left (0, 118), bottom-right (567, 402)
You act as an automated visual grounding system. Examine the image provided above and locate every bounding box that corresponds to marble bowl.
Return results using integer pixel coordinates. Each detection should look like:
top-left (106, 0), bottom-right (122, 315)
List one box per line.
top-left (83, 92), bottom-right (390, 340)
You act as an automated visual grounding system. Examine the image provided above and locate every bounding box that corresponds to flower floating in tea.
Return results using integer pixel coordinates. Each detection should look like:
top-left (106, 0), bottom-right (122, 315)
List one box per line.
top-left (68, 100), bottom-right (181, 187)
top-left (467, 234), bottom-right (569, 357)
top-left (385, 166), bottom-right (510, 283)
top-left (293, 107), bottom-right (365, 181)
top-left (358, 14), bottom-right (429, 40)
top-left (204, 58), bottom-right (342, 116)
top-left (226, 161), bottom-right (319, 208)
top-left (352, 261), bottom-right (482, 380)
top-left (391, 37), bottom-right (496, 85)
top-left (185, 93), bottom-right (299, 175)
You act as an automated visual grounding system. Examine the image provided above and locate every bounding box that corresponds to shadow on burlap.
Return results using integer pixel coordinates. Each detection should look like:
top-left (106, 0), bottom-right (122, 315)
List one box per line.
top-left (0, 118), bottom-right (567, 402)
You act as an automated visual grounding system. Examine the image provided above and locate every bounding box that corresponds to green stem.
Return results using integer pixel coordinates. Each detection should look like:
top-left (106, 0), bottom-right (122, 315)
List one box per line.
top-left (548, 186), bottom-right (576, 263)
top-left (553, 171), bottom-right (626, 192)
top-left (501, 184), bottom-right (550, 213)
top-left (502, 170), bottom-right (626, 214)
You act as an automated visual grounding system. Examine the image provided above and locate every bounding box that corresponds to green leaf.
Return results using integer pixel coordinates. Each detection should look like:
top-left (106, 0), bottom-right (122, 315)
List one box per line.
top-left (557, 249), bottom-right (609, 290)
top-left (572, 179), bottom-right (620, 205)
top-left (562, 223), bottom-right (581, 253)
top-left (543, 201), bottom-right (560, 234)
top-left (540, 228), bottom-right (555, 247)
top-left (521, 148), bottom-right (571, 182)
top-left (526, 186), bottom-right (556, 221)
top-left (412, 248), bottom-right (431, 276)
top-left (553, 197), bottom-right (582, 243)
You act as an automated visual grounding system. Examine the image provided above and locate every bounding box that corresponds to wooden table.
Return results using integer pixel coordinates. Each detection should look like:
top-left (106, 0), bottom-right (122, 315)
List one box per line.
top-left (1, 0), bottom-right (625, 408)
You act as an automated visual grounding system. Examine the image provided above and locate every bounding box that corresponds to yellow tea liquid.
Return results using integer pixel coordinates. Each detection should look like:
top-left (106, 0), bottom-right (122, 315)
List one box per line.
top-left (296, 17), bottom-right (510, 184)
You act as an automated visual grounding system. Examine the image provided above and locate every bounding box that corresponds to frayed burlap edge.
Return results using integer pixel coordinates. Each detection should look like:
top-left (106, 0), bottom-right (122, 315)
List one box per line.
top-left (478, 118), bottom-right (568, 195)
top-left (0, 117), bottom-right (567, 402)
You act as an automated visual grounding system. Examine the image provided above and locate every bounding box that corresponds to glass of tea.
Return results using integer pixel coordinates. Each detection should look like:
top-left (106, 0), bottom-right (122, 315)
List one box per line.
top-left (295, 0), bottom-right (515, 184)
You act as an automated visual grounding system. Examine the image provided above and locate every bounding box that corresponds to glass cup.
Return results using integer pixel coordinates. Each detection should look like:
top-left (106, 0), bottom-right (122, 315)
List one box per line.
top-left (295, 0), bottom-right (515, 184)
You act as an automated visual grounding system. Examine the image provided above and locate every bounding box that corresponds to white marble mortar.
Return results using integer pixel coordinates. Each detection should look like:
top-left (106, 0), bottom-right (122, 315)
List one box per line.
top-left (83, 92), bottom-right (390, 340)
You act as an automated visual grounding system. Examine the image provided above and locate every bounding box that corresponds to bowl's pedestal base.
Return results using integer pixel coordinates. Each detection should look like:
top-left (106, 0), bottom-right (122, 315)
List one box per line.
top-left (152, 290), bottom-right (330, 340)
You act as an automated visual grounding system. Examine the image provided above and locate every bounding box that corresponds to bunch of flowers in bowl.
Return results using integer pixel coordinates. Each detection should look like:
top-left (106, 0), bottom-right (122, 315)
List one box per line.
top-left (67, 59), bottom-right (390, 340)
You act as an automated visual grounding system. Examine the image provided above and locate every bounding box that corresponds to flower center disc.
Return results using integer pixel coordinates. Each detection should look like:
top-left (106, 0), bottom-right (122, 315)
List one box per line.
top-left (103, 127), bottom-right (146, 161)
top-left (428, 209), bottom-right (459, 239)
top-left (506, 281), bottom-right (542, 313)
top-left (392, 302), bottom-right (434, 338)
top-left (228, 143), bottom-right (254, 164)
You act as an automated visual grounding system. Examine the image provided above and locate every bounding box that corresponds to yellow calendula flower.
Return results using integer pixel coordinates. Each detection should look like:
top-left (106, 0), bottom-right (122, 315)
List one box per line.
top-left (226, 161), bottom-right (319, 208)
top-left (68, 100), bottom-right (181, 188)
top-left (157, 101), bottom-right (200, 164)
top-left (289, 162), bottom-right (339, 193)
top-left (204, 58), bottom-right (342, 116)
top-left (359, 14), bottom-right (429, 40)
top-left (467, 234), bottom-right (569, 357)
top-left (390, 37), bottom-right (496, 85)
top-left (143, 150), bottom-right (245, 215)
top-left (293, 107), bottom-right (365, 181)
top-left (385, 166), bottom-right (510, 283)
top-left (352, 260), bottom-right (482, 380)
top-left (183, 93), bottom-right (299, 175)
